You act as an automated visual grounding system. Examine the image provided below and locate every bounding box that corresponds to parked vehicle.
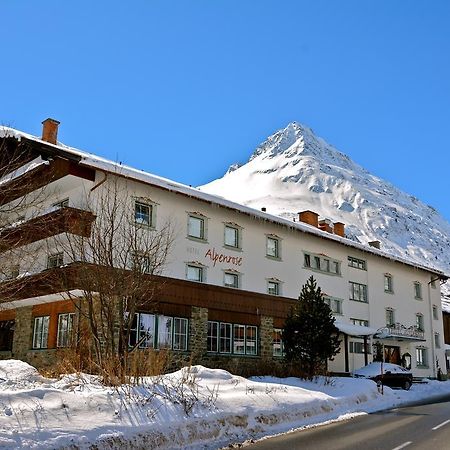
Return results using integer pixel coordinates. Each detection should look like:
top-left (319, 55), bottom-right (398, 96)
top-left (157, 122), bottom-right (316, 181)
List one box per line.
top-left (352, 362), bottom-right (413, 390)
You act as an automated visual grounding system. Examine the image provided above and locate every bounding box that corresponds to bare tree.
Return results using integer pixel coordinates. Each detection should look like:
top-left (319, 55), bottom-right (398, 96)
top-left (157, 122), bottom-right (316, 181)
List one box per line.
top-left (0, 129), bottom-right (53, 301)
top-left (58, 174), bottom-right (175, 381)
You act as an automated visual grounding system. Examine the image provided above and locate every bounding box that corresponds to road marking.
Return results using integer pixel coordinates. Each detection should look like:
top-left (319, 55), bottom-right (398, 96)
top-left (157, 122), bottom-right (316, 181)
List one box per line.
top-left (432, 419), bottom-right (450, 430)
top-left (392, 442), bottom-right (412, 450)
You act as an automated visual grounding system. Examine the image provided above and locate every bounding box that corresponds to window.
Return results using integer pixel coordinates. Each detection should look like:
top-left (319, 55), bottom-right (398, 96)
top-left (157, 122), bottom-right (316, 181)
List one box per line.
top-left (129, 313), bottom-right (187, 351)
top-left (349, 281), bottom-right (368, 302)
top-left (323, 296), bottom-right (343, 315)
top-left (32, 316), bottom-right (49, 349)
top-left (224, 272), bottom-right (239, 288)
top-left (47, 253), bottom-right (64, 269)
top-left (57, 313), bottom-right (75, 348)
top-left (304, 254), bottom-right (311, 268)
top-left (273, 329), bottom-right (284, 357)
top-left (207, 321), bottom-right (219, 353)
top-left (208, 321), bottom-right (258, 356)
top-left (187, 215), bottom-right (206, 241)
top-left (386, 308), bottom-right (395, 326)
top-left (267, 280), bottom-right (280, 296)
top-left (416, 347), bottom-right (428, 367)
top-left (233, 324), bottom-right (245, 354)
top-left (219, 322), bottom-right (232, 353)
top-left (384, 274), bottom-right (393, 293)
top-left (349, 341), bottom-right (369, 354)
top-left (52, 198), bottom-right (69, 209)
top-left (430, 276), bottom-right (437, 288)
top-left (0, 320), bottom-right (14, 351)
top-left (186, 264), bottom-right (204, 282)
top-left (5, 265), bottom-right (19, 280)
top-left (266, 236), bottom-right (280, 259)
top-left (173, 318), bottom-right (188, 351)
top-left (348, 256), bottom-right (366, 270)
top-left (132, 253), bottom-right (151, 274)
top-left (134, 201), bottom-right (154, 227)
top-left (433, 305), bottom-right (439, 320)
top-left (414, 282), bottom-right (422, 300)
top-left (224, 225), bottom-right (240, 249)
top-left (351, 318), bottom-right (369, 327)
top-left (416, 313), bottom-right (424, 331)
top-left (304, 252), bottom-right (340, 275)
top-left (434, 333), bottom-right (441, 349)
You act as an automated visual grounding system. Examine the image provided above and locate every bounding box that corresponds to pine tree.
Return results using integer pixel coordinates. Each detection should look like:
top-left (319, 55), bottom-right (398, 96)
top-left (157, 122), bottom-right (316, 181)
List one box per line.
top-left (283, 276), bottom-right (341, 378)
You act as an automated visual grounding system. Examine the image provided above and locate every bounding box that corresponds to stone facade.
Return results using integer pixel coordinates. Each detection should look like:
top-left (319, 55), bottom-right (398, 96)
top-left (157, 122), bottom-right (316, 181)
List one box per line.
top-left (11, 306), bottom-right (33, 360)
top-left (189, 306), bottom-right (208, 362)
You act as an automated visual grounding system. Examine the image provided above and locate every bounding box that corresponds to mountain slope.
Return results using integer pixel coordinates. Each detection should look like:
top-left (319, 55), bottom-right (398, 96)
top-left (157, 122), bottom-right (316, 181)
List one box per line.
top-left (199, 122), bottom-right (450, 301)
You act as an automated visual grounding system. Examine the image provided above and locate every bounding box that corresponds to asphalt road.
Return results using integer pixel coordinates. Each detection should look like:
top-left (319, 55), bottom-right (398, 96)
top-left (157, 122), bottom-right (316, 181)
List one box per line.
top-left (248, 395), bottom-right (450, 450)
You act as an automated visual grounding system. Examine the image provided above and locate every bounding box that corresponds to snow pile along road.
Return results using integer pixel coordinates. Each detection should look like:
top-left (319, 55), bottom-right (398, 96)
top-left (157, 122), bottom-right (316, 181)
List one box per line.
top-left (1, 360), bottom-right (450, 449)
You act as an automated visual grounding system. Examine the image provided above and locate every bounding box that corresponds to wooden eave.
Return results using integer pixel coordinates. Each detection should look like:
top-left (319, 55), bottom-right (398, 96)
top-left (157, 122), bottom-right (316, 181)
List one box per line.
top-left (0, 262), bottom-right (297, 323)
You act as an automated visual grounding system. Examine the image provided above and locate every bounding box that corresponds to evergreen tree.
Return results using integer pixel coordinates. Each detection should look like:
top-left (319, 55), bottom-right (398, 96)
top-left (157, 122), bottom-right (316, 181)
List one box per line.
top-left (282, 276), bottom-right (341, 378)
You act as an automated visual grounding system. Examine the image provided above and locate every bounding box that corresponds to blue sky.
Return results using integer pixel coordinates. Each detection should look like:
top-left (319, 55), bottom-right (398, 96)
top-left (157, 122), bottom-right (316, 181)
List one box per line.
top-left (2, 1), bottom-right (450, 219)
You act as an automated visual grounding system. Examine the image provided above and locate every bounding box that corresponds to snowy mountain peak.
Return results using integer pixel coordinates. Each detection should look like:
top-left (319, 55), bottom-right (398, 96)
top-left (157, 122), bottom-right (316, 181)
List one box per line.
top-left (199, 123), bottom-right (450, 299)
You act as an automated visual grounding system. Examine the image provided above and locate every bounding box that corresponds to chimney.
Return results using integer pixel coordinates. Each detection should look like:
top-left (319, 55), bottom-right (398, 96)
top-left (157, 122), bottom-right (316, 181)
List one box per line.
top-left (41, 118), bottom-right (60, 145)
top-left (298, 210), bottom-right (319, 227)
top-left (369, 240), bottom-right (381, 249)
top-left (334, 222), bottom-right (345, 237)
top-left (318, 219), bottom-right (333, 234)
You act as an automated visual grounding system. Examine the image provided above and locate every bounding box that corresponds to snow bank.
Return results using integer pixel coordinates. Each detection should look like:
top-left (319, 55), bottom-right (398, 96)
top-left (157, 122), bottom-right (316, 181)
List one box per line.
top-left (1, 360), bottom-right (450, 449)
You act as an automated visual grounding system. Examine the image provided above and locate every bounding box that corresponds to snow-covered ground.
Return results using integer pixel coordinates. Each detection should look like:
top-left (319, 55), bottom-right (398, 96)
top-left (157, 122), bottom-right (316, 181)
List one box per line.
top-left (1, 361), bottom-right (450, 449)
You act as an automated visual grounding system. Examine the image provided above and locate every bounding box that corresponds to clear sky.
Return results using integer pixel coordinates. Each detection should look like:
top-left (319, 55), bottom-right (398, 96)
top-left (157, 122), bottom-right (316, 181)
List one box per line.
top-left (2, 1), bottom-right (450, 220)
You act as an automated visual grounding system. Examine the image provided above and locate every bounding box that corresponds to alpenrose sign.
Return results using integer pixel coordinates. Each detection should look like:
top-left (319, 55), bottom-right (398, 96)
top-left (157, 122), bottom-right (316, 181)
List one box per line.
top-left (205, 248), bottom-right (243, 267)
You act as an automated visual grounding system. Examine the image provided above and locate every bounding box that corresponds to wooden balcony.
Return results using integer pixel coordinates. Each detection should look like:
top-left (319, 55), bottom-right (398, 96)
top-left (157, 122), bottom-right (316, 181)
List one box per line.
top-left (0, 157), bottom-right (95, 207)
top-left (0, 207), bottom-right (96, 253)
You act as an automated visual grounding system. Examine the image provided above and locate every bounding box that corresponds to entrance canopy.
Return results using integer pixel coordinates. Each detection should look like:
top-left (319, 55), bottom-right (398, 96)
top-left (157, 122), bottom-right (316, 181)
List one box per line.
top-left (334, 322), bottom-right (379, 337)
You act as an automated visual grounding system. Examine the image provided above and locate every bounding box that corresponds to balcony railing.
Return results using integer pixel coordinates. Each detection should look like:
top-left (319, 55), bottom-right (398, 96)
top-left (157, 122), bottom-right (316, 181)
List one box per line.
top-left (376, 323), bottom-right (425, 341)
top-left (0, 206), bottom-right (96, 253)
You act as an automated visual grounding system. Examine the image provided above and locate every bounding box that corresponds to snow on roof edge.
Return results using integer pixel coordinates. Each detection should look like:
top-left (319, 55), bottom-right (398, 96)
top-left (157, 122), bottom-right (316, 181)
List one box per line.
top-left (1, 126), bottom-right (448, 278)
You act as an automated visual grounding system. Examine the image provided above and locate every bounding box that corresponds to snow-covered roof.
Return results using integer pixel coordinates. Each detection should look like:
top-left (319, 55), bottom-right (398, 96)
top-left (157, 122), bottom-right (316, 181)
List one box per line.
top-left (334, 322), bottom-right (379, 337)
top-left (1, 125), bottom-right (447, 278)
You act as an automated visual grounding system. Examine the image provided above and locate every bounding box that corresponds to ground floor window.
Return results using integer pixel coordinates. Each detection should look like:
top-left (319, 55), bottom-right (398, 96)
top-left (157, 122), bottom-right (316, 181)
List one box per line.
top-left (32, 316), bottom-right (50, 349)
top-left (207, 321), bottom-right (258, 356)
top-left (273, 328), bottom-right (284, 357)
top-left (349, 341), bottom-right (369, 354)
top-left (57, 313), bottom-right (75, 348)
top-left (129, 313), bottom-right (188, 351)
top-left (0, 320), bottom-right (14, 351)
top-left (416, 347), bottom-right (428, 368)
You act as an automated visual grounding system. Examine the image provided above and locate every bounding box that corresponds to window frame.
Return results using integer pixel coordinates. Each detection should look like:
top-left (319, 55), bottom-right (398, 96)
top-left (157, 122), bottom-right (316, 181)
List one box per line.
top-left (273, 328), bottom-right (284, 357)
top-left (47, 252), bottom-right (64, 269)
top-left (186, 264), bottom-right (205, 282)
top-left (432, 305), bottom-right (439, 320)
top-left (128, 313), bottom-right (188, 351)
top-left (32, 316), bottom-right (50, 349)
top-left (434, 332), bottom-right (441, 349)
top-left (304, 252), bottom-right (341, 276)
top-left (207, 321), bottom-right (258, 356)
top-left (56, 313), bottom-right (75, 348)
top-left (349, 281), bottom-right (368, 303)
top-left (416, 347), bottom-right (428, 368)
top-left (348, 256), bottom-right (367, 271)
top-left (414, 281), bottom-right (422, 300)
top-left (415, 313), bottom-right (424, 332)
top-left (187, 213), bottom-right (207, 242)
top-left (134, 200), bottom-right (156, 228)
top-left (223, 271), bottom-right (240, 289)
top-left (267, 279), bottom-right (280, 296)
top-left (384, 274), bottom-right (394, 293)
top-left (350, 318), bottom-right (369, 327)
top-left (385, 308), bottom-right (395, 326)
top-left (266, 235), bottom-right (281, 260)
top-left (323, 295), bottom-right (343, 315)
top-left (224, 223), bottom-right (242, 250)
